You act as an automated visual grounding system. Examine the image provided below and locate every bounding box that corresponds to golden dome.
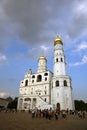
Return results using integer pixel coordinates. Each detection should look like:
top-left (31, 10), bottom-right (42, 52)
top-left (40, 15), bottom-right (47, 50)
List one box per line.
top-left (54, 36), bottom-right (63, 45)
top-left (38, 56), bottom-right (47, 61)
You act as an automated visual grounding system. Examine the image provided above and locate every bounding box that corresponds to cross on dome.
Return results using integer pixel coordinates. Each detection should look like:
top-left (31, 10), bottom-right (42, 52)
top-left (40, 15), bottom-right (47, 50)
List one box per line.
top-left (54, 33), bottom-right (63, 45)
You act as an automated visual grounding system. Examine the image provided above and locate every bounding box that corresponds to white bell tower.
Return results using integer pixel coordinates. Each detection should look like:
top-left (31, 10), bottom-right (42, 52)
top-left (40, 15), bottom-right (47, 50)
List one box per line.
top-left (37, 56), bottom-right (47, 73)
top-left (51, 35), bottom-right (74, 110)
top-left (53, 36), bottom-right (66, 76)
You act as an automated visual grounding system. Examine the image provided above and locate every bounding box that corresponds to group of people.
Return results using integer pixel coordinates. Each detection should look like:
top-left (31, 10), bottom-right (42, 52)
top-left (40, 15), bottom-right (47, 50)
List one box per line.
top-left (78, 111), bottom-right (86, 119)
top-left (31, 108), bottom-right (69, 120)
top-left (31, 109), bottom-right (59, 120)
top-left (0, 107), bottom-right (86, 120)
top-left (30, 108), bottom-right (86, 120)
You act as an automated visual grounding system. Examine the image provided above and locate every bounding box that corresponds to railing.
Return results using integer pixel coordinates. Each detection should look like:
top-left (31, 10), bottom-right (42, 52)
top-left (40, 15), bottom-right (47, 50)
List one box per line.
top-left (37, 95), bottom-right (49, 104)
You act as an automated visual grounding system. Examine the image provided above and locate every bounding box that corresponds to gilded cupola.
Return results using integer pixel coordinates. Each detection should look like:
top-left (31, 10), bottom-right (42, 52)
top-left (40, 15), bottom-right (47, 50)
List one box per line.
top-left (38, 56), bottom-right (47, 61)
top-left (54, 35), bottom-right (63, 45)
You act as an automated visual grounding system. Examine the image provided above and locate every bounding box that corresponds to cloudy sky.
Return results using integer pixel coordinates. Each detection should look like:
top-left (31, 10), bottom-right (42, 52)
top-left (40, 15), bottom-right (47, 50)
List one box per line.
top-left (0, 0), bottom-right (87, 102)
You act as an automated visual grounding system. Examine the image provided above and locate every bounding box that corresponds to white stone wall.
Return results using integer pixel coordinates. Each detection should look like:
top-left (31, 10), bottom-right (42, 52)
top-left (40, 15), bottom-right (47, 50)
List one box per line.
top-left (51, 75), bottom-right (74, 110)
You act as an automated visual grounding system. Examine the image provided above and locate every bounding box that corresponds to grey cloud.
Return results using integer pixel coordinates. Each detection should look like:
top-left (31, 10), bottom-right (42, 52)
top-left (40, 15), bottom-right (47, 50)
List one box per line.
top-left (3, 0), bottom-right (53, 44)
top-left (68, 13), bottom-right (87, 39)
top-left (68, 0), bottom-right (87, 39)
top-left (0, 0), bottom-right (86, 49)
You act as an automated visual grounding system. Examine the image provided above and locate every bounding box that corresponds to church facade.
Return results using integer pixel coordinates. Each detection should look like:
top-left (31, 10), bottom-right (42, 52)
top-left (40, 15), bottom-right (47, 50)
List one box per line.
top-left (17, 36), bottom-right (74, 111)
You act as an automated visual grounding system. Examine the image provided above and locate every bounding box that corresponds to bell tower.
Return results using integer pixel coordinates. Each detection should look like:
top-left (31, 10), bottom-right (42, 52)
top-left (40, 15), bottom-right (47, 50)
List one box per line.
top-left (37, 56), bottom-right (47, 73)
top-left (51, 35), bottom-right (74, 110)
top-left (53, 35), bottom-right (66, 76)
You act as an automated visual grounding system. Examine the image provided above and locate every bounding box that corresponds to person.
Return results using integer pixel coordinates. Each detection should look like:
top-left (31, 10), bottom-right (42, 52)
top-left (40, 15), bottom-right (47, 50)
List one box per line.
top-left (32, 109), bottom-right (35, 119)
top-left (48, 110), bottom-right (52, 120)
top-left (28, 109), bottom-right (31, 114)
top-left (62, 110), bottom-right (67, 119)
top-left (82, 111), bottom-right (85, 119)
top-left (78, 111), bottom-right (82, 118)
top-left (55, 111), bottom-right (58, 120)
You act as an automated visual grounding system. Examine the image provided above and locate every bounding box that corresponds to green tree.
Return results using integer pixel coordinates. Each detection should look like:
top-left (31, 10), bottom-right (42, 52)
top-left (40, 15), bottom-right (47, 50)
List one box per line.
top-left (74, 100), bottom-right (87, 111)
top-left (7, 97), bottom-right (18, 109)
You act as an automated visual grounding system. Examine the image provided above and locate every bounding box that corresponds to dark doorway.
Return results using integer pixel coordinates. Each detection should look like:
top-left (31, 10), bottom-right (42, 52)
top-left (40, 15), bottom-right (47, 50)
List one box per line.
top-left (56, 103), bottom-right (60, 112)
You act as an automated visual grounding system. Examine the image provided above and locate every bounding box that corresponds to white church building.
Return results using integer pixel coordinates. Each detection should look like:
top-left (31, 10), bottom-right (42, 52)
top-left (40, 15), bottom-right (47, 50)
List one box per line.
top-left (17, 35), bottom-right (75, 111)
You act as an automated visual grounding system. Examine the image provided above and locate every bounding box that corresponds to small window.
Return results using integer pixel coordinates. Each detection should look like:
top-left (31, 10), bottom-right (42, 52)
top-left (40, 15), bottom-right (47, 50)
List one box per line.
top-left (44, 98), bottom-right (46, 102)
top-left (59, 53), bottom-right (62, 56)
top-left (45, 77), bottom-right (47, 81)
top-left (44, 73), bottom-right (48, 76)
top-left (45, 91), bottom-right (46, 95)
top-left (32, 75), bottom-right (35, 78)
top-left (56, 58), bottom-right (58, 62)
top-left (25, 80), bottom-right (28, 86)
top-left (33, 98), bottom-right (36, 101)
top-left (56, 53), bottom-right (58, 56)
top-left (64, 80), bottom-right (67, 86)
top-left (61, 58), bottom-right (63, 62)
top-left (56, 80), bottom-right (59, 87)
top-left (24, 98), bottom-right (31, 101)
top-left (37, 75), bottom-right (42, 82)
top-left (31, 92), bottom-right (33, 95)
top-left (39, 93), bottom-right (41, 95)
top-left (32, 80), bottom-right (34, 83)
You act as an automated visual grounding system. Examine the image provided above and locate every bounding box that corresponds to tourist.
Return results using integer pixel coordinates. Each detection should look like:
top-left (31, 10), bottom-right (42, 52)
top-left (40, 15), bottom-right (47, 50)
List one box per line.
top-left (31, 109), bottom-right (35, 118)
top-left (55, 111), bottom-right (58, 120)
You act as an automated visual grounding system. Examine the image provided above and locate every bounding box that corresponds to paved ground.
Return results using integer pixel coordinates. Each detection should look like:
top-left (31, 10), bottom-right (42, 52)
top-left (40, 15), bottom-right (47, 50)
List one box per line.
top-left (0, 111), bottom-right (87, 130)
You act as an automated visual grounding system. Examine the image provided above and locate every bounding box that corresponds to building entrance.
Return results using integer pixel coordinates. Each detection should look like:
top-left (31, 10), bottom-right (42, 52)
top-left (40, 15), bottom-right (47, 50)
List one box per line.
top-left (56, 103), bottom-right (60, 112)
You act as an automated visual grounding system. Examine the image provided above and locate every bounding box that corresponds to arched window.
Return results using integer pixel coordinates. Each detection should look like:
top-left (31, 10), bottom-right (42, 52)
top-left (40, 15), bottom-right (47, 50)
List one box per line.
top-left (56, 58), bottom-right (58, 62)
top-left (33, 98), bottom-right (36, 101)
top-left (45, 77), bottom-right (47, 81)
top-left (61, 58), bottom-right (63, 62)
top-left (37, 75), bottom-right (42, 82)
top-left (44, 73), bottom-right (48, 76)
top-left (45, 91), bottom-right (46, 95)
top-left (24, 98), bottom-right (31, 101)
top-left (32, 80), bottom-right (34, 83)
top-left (64, 80), bottom-right (67, 86)
top-left (32, 75), bottom-right (35, 78)
top-left (25, 80), bottom-right (28, 86)
top-left (56, 80), bottom-right (59, 87)
top-left (44, 98), bottom-right (46, 102)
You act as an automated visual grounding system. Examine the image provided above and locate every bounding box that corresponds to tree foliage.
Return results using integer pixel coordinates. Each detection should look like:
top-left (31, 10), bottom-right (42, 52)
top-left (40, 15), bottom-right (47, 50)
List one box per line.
top-left (74, 100), bottom-right (87, 111)
top-left (7, 97), bottom-right (18, 109)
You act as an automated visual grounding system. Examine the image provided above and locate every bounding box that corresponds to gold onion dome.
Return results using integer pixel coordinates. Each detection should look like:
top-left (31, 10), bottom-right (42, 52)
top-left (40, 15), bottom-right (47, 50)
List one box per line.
top-left (54, 36), bottom-right (63, 45)
top-left (38, 56), bottom-right (47, 61)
